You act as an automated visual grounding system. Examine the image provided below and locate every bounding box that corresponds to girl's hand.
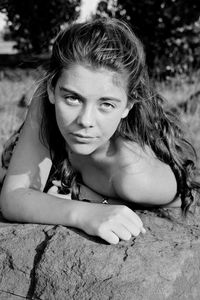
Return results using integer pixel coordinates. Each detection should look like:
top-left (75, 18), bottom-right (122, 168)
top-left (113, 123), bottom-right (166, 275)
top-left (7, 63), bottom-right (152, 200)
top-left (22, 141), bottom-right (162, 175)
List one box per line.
top-left (48, 182), bottom-right (146, 244)
top-left (77, 203), bottom-right (146, 244)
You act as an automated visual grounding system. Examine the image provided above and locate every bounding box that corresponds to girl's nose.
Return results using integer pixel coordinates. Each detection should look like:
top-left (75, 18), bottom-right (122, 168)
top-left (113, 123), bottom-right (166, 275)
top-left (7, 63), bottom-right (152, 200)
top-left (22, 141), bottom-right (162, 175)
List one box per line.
top-left (77, 106), bottom-right (95, 128)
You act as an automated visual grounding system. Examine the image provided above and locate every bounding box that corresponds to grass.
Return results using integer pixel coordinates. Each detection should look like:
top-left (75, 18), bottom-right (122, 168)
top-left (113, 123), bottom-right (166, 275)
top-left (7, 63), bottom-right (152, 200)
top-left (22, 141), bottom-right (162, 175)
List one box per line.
top-left (155, 70), bottom-right (200, 158)
top-left (0, 68), bottom-right (41, 154)
top-left (0, 67), bottom-right (200, 168)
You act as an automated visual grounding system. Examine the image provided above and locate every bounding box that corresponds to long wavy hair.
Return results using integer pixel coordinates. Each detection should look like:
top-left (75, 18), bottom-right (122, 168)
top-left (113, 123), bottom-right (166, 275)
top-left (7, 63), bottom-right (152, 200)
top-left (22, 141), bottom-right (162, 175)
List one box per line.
top-left (35, 18), bottom-right (199, 213)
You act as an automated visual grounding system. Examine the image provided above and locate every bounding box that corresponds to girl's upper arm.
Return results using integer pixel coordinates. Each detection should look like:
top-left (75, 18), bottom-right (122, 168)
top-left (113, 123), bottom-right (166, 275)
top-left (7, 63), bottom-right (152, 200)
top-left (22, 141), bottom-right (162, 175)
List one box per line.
top-left (112, 145), bottom-right (177, 206)
top-left (2, 97), bottom-right (52, 193)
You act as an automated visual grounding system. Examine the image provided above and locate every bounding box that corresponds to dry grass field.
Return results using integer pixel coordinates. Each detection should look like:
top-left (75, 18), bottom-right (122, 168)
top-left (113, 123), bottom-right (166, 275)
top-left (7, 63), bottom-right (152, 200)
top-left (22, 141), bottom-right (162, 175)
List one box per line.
top-left (156, 71), bottom-right (200, 154)
top-left (0, 68), bottom-right (41, 155)
top-left (0, 68), bottom-right (200, 171)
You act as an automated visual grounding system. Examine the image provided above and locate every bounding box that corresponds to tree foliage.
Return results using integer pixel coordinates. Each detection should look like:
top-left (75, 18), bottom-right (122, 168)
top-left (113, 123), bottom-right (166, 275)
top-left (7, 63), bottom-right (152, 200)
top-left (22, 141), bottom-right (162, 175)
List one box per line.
top-left (0, 0), bottom-right (81, 54)
top-left (96, 0), bottom-right (200, 76)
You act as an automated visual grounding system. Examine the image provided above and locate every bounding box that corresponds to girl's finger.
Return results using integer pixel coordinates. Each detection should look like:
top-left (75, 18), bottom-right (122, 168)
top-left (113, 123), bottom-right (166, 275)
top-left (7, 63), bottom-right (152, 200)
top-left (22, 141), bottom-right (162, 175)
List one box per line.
top-left (119, 217), bottom-right (142, 237)
top-left (99, 230), bottom-right (120, 245)
top-left (123, 207), bottom-right (145, 232)
top-left (111, 224), bottom-right (132, 241)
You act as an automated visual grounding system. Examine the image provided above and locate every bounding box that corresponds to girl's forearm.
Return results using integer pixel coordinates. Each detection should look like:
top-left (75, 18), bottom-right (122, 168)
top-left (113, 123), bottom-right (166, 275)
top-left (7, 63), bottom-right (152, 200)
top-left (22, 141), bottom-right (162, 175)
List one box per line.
top-left (0, 187), bottom-right (146, 245)
top-left (0, 188), bottom-right (88, 227)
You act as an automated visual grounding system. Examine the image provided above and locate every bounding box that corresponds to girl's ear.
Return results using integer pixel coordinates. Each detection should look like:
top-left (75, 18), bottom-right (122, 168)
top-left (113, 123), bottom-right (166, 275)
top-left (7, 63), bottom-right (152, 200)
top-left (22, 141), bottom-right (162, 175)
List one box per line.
top-left (47, 83), bottom-right (55, 104)
top-left (121, 102), bottom-right (134, 119)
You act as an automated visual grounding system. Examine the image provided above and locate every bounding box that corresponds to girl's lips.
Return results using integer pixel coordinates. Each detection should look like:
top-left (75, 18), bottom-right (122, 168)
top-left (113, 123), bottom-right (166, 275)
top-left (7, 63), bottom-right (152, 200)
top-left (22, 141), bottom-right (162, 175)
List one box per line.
top-left (70, 133), bottom-right (97, 143)
top-left (72, 133), bottom-right (94, 138)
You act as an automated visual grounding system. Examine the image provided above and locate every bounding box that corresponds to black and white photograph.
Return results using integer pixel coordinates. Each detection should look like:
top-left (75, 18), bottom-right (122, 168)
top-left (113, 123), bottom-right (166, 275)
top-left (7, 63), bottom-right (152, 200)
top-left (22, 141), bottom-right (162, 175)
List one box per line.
top-left (0, 0), bottom-right (200, 299)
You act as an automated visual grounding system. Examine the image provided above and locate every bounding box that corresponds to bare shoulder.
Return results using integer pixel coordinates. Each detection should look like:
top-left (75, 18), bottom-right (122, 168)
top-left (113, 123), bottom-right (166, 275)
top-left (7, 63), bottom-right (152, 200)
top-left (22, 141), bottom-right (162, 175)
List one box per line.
top-left (116, 137), bottom-right (159, 170)
top-left (112, 137), bottom-right (177, 206)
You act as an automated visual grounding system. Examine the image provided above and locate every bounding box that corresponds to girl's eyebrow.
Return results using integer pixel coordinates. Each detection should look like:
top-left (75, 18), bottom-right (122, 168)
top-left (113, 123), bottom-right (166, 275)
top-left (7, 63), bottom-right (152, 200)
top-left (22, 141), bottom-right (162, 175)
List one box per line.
top-left (59, 86), bottom-right (122, 103)
top-left (59, 86), bottom-right (84, 100)
top-left (100, 97), bottom-right (122, 103)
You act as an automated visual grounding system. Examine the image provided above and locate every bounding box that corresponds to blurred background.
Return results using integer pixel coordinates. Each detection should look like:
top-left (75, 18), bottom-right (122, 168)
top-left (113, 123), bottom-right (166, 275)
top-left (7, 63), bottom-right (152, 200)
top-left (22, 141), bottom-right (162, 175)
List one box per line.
top-left (0, 0), bottom-right (199, 170)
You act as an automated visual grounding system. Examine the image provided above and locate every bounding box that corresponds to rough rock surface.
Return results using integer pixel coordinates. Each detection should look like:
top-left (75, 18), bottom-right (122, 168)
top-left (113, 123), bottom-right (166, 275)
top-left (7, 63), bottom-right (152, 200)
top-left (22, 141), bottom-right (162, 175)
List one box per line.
top-left (0, 205), bottom-right (200, 300)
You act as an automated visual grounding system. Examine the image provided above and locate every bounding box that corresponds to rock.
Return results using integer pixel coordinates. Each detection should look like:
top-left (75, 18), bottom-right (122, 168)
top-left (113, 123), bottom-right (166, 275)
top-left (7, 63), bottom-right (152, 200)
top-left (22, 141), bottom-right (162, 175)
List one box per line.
top-left (0, 206), bottom-right (200, 300)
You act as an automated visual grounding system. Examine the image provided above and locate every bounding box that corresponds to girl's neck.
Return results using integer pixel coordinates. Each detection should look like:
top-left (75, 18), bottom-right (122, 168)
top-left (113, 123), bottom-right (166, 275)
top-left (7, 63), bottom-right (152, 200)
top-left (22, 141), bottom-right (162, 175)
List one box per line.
top-left (68, 139), bottom-right (116, 168)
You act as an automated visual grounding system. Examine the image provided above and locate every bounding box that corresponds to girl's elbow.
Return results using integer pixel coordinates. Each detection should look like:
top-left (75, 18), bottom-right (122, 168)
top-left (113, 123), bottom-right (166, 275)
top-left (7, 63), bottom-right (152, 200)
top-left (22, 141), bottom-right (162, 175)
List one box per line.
top-left (0, 197), bottom-right (11, 221)
top-left (0, 191), bottom-right (18, 221)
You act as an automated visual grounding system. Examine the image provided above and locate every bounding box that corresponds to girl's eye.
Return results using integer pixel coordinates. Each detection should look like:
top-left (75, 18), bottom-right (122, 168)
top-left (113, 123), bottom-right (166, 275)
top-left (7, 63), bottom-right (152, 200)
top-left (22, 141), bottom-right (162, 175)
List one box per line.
top-left (100, 102), bottom-right (115, 111)
top-left (64, 96), bottom-right (80, 105)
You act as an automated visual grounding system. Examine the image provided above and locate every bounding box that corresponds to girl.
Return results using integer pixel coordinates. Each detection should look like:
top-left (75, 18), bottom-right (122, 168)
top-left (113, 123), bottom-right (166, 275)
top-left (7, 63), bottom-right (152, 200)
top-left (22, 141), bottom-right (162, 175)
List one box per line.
top-left (0, 18), bottom-right (199, 244)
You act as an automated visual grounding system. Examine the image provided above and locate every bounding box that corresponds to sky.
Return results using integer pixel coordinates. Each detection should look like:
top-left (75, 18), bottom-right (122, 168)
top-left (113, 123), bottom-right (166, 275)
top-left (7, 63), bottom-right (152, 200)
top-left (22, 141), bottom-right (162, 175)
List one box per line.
top-left (0, 0), bottom-right (100, 31)
top-left (79, 0), bottom-right (100, 21)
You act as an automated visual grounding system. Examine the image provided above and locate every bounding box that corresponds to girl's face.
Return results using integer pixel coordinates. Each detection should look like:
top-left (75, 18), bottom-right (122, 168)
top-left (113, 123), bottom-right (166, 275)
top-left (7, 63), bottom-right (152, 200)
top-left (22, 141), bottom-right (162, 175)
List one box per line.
top-left (48, 64), bottom-right (131, 156)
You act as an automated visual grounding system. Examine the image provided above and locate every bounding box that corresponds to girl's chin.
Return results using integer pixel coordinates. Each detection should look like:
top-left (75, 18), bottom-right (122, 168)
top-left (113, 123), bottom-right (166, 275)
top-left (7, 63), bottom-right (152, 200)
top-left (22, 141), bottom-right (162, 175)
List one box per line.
top-left (67, 143), bottom-right (98, 155)
top-left (65, 138), bottom-right (111, 156)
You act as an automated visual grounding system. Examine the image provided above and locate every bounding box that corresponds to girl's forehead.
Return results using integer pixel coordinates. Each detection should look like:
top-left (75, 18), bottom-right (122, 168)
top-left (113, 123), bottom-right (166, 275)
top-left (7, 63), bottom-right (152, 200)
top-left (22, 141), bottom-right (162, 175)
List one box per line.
top-left (59, 64), bottom-right (128, 89)
top-left (112, 71), bottom-right (128, 89)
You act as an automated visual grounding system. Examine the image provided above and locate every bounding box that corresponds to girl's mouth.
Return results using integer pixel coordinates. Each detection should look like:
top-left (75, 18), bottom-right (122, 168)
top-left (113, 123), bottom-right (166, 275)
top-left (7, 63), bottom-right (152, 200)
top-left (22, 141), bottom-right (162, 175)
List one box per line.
top-left (70, 133), bottom-right (97, 143)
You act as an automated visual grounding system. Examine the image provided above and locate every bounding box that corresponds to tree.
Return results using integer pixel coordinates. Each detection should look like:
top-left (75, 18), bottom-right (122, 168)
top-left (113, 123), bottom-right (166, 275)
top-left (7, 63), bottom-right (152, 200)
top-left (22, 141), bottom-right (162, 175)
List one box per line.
top-left (0, 0), bottom-right (81, 54)
top-left (96, 0), bottom-right (200, 76)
